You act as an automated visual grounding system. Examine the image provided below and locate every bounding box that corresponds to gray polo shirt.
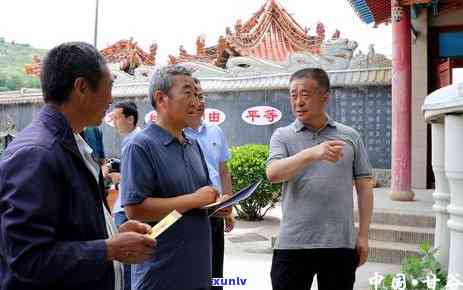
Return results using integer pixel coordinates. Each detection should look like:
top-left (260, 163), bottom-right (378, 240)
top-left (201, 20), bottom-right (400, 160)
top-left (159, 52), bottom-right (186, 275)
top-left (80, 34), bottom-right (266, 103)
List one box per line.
top-left (268, 117), bottom-right (372, 250)
top-left (120, 123), bottom-right (212, 290)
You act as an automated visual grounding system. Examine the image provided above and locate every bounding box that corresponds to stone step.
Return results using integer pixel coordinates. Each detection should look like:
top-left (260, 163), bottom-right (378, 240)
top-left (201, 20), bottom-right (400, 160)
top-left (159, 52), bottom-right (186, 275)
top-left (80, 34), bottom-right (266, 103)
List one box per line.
top-left (355, 223), bottom-right (434, 245)
top-left (367, 240), bottom-right (422, 265)
top-left (354, 209), bottom-right (435, 228)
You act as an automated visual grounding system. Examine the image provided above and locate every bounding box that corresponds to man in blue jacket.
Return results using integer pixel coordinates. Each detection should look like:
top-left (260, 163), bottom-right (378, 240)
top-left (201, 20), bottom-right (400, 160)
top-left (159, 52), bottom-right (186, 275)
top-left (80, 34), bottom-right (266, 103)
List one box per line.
top-left (0, 42), bottom-right (156, 290)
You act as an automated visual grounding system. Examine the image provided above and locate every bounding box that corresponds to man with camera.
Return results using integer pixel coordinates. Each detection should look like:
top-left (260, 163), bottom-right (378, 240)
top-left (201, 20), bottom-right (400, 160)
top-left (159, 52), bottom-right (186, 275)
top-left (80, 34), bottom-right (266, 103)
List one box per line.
top-left (109, 102), bottom-right (140, 225)
top-left (107, 101), bottom-right (140, 290)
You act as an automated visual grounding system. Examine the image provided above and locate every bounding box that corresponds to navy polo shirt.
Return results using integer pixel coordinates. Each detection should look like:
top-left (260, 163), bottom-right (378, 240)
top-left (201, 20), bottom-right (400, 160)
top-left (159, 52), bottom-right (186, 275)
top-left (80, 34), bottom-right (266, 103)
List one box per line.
top-left (120, 123), bottom-right (212, 290)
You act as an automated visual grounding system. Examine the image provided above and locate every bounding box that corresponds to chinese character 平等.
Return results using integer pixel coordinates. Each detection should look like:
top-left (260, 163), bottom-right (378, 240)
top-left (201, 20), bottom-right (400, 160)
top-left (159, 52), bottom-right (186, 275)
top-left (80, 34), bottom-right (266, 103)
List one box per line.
top-left (264, 109), bottom-right (279, 123)
top-left (246, 110), bottom-right (261, 123)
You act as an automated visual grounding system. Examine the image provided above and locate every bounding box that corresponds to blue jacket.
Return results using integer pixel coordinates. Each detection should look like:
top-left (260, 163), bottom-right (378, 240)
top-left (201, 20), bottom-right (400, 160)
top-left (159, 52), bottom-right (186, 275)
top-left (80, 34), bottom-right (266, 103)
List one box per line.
top-left (81, 126), bottom-right (105, 161)
top-left (0, 105), bottom-right (114, 290)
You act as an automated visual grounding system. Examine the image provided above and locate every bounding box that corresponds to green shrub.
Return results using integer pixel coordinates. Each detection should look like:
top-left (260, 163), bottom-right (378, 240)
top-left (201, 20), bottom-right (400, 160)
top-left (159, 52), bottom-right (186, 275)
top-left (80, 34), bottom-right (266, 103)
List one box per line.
top-left (228, 144), bottom-right (281, 221)
top-left (371, 242), bottom-right (447, 290)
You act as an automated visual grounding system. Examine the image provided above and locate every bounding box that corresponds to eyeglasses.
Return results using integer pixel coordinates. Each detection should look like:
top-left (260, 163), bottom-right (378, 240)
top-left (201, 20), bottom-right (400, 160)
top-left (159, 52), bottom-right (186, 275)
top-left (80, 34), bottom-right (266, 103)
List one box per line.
top-left (196, 93), bottom-right (207, 102)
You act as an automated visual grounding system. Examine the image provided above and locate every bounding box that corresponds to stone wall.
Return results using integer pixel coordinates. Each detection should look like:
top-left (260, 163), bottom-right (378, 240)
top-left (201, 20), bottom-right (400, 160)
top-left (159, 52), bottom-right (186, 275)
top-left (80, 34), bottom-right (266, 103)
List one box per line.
top-left (1, 85), bottom-right (392, 170)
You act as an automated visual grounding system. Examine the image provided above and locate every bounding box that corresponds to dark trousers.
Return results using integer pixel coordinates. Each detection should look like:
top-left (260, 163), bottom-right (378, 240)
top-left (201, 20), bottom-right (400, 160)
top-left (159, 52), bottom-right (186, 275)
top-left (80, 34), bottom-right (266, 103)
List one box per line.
top-left (270, 248), bottom-right (359, 290)
top-left (114, 211), bottom-right (131, 290)
top-left (210, 217), bottom-right (224, 290)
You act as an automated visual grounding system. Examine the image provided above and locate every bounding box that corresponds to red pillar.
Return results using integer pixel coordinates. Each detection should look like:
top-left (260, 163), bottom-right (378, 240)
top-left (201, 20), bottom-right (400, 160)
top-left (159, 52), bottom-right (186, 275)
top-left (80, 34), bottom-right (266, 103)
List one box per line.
top-left (389, 1), bottom-right (415, 201)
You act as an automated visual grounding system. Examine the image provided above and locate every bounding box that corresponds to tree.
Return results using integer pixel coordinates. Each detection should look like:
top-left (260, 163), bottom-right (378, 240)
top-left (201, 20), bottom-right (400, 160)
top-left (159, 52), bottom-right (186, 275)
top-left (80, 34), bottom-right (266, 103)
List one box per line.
top-left (229, 144), bottom-right (281, 221)
top-left (5, 75), bottom-right (23, 90)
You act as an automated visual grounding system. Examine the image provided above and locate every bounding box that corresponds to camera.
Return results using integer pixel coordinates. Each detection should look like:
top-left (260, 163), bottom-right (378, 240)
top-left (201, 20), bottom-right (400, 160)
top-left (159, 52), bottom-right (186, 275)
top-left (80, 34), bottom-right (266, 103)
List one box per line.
top-left (106, 158), bottom-right (120, 173)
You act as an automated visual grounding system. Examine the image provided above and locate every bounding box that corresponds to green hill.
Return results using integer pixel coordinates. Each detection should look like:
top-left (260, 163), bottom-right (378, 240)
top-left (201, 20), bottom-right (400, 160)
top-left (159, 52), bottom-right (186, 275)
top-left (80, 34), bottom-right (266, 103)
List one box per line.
top-left (0, 37), bottom-right (47, 92)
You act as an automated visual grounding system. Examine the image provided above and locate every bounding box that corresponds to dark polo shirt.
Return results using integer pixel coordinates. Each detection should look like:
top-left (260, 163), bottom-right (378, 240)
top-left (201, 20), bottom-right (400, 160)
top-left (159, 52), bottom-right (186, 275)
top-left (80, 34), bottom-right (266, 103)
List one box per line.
top-left (120, 123), bottom-right (212, 290)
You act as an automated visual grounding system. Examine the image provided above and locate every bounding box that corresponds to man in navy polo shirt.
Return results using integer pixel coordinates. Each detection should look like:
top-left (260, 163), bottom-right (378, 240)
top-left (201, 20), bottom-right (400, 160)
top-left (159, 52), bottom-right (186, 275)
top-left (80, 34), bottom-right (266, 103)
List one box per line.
top-left (121, 65), bottom-right (219, 290)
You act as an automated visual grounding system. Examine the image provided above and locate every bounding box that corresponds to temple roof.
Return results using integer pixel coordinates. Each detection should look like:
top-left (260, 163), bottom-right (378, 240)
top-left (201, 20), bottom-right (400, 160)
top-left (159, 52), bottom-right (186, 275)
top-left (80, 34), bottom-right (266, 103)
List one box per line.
top-left (100, 38), bottom-right (157, 66)
top-left (170, 0), bottom-right (332, 67)
top-left (347, 0), bottom-right (463, 25)
top-left (24, 38), bottom-right (158, 77)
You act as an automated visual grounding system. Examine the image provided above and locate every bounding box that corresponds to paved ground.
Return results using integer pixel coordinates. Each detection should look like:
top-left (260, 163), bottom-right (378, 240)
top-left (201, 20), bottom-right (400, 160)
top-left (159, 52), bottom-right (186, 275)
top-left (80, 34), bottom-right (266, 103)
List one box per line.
top-left (221, 187), bottom-right (434, 290)
top-left (223, 217), bottom-right (400, 290)
top-left (354, 187), bottom-right (434, 215)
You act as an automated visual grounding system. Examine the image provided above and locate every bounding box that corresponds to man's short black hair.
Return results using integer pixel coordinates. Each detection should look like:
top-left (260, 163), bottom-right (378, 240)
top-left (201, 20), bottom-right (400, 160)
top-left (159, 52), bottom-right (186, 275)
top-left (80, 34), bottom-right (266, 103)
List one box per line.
top-left (114, 101), bottom-right (138, 126)
top-left (41, 42), bottom-right (107, 105)
top-left (289, 68), bottom-right (330, 94)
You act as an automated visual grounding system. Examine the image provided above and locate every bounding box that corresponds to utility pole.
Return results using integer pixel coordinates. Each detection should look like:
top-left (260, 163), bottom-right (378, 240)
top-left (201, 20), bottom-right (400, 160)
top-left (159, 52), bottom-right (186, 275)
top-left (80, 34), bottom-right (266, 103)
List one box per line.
top-left (93, 0), bottom-right (99, 47)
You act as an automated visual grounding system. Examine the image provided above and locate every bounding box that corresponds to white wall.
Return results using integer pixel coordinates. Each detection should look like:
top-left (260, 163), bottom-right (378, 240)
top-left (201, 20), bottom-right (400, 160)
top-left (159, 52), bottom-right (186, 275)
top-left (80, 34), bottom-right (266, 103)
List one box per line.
top-left (411, 10), bottom-right (429, 189)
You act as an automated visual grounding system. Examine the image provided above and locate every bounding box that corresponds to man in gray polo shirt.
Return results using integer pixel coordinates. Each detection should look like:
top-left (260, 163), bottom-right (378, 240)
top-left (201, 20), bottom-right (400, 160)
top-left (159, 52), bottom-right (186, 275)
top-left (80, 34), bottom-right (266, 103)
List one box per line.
top-left (266, 68), bottom-right (374, 290)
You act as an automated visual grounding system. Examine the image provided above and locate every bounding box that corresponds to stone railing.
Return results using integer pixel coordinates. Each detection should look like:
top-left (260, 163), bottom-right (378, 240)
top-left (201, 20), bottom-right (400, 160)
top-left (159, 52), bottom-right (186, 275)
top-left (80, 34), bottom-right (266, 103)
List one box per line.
top-left (422, 82), bottom-right (463, 281)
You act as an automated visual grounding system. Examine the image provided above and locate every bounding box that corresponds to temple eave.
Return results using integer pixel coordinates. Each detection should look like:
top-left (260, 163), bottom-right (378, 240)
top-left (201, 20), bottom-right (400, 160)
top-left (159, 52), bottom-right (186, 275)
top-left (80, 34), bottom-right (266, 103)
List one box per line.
top-left (170, 0), bottom-right (329, 65)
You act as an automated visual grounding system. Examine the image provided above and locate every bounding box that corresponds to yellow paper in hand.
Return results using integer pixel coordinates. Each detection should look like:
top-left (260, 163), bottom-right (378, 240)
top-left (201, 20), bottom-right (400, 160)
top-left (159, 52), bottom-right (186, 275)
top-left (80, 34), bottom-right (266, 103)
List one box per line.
top-left (147, 210), bottom-right (182, 240)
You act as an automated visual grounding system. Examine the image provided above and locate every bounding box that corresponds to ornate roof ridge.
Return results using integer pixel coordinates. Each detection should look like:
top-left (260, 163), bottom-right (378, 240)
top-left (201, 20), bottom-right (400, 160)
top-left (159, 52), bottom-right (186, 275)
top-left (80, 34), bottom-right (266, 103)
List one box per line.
top-left (225, 0), bottom-right (319, 54)
top-left (24, 38), bottom-right (158, 77)
top-left (100, 38), bottom-right (157, 66)
top-left (170, 0), bottom-right (330, 65)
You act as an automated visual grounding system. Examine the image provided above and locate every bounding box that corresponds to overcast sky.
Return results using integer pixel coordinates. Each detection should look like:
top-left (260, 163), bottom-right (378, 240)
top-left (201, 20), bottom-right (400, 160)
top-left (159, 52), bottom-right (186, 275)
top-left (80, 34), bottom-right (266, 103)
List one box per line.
top-left (1, 0), bottom-right (392, 64)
